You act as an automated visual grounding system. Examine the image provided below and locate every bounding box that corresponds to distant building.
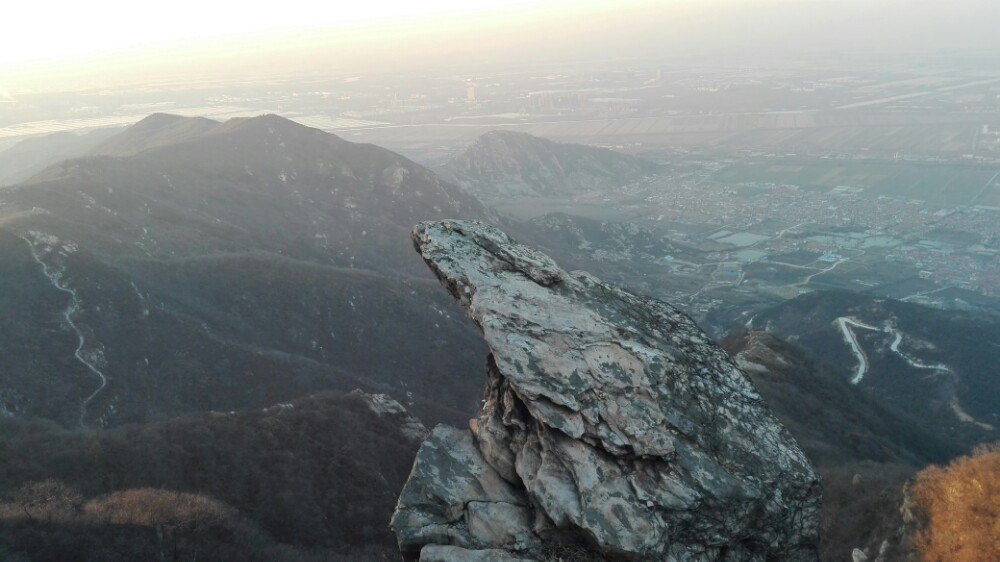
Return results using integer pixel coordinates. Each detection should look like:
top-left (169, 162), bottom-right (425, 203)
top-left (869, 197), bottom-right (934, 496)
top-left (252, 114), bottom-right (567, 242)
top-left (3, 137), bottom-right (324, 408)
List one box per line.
top-left (466, 82), bottom-right (476, 102)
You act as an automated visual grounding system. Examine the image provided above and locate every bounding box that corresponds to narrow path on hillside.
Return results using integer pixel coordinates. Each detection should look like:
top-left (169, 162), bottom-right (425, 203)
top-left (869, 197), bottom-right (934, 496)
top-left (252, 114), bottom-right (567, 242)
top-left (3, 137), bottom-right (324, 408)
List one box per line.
top-left (835, 317), bottom-right (880, 384)
top-left (795, 257), bottom-right (849, 287)
top-left (836, 315), bottom-right (993, 430)
top-left (886, 328), bottom-right (950, 372)
top-left (20, 233), bottom-right (107, 426)
top-left (900, 285), bottom-right (952, 302)
top-left (882, 325), bottom-right (992, 429)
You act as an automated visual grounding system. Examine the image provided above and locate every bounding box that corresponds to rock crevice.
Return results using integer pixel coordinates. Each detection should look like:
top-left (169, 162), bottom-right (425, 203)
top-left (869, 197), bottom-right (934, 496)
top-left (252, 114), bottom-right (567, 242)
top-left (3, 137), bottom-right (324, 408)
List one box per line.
top-left (392, 220), bottom-right (820, 561)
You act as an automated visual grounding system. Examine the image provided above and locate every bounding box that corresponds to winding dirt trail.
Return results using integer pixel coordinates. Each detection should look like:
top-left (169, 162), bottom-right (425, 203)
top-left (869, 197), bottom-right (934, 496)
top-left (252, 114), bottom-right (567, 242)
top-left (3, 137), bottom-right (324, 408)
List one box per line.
top-left (795, 257), bottom-right (849, 287)
top-left (835, 315), bottom-right (993, 430)
top-left (835, 317), bottom-right (880, 384)
top-left (20, 233), bottom-right (107, 426)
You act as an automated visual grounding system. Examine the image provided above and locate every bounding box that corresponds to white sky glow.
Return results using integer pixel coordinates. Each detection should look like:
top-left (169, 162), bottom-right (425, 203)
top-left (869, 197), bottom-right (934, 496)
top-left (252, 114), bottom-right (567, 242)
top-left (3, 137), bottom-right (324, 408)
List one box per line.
top-left (0, 0), bottom-right (548, 65)
top-left (2, 0), bottom-right (996, 89)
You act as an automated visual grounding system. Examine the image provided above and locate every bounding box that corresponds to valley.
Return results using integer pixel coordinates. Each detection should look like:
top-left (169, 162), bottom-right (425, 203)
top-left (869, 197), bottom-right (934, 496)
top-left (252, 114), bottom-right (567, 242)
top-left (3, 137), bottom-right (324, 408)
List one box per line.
top-left (4, 109), bottom-right (991, 447)
top-left (0, 51), bottom-right (997, 561)
top-left (4, 58), bottom-right (998, 325)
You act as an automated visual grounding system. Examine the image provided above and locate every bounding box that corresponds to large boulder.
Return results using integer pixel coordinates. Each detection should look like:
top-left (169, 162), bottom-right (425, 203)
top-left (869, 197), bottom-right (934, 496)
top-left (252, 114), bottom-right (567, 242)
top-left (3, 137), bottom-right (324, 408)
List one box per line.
top-left (392, 220), bottom-right (821, 561)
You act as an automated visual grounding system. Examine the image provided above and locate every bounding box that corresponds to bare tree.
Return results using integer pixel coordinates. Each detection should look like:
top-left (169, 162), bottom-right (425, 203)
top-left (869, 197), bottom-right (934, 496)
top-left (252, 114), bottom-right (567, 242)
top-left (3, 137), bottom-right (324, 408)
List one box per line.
top-left (11, 479), bottom-right (83, 523)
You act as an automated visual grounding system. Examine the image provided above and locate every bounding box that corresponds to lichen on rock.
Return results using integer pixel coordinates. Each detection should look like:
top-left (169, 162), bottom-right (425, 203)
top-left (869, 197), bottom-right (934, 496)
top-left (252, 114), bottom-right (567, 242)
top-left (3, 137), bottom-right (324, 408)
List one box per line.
top-left (392, 220), bottom-right (821, 561)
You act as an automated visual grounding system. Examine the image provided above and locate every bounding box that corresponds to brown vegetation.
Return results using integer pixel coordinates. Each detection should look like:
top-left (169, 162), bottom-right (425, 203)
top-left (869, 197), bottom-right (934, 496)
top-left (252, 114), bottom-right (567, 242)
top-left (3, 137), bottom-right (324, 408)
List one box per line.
top-left (0, 392), bottom-right (418, 560)
top-left (84, 488), bottom-right (236, 531)
top-left (912, 443), bottom-right (999, 562)
top-left (7, 480), bottom-right (83, 523)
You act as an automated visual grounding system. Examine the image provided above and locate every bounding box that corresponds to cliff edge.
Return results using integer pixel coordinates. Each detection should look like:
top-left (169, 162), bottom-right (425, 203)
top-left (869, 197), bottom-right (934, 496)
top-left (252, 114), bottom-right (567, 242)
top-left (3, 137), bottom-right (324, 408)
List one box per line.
top-left (392, 220), bottom-right (820, 561)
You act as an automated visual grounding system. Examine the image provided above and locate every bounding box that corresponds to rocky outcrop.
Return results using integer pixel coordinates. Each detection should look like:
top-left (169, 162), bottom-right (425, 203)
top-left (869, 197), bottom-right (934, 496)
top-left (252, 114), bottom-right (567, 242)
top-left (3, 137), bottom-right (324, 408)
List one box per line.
top-left (392, 220), bottom-right (821, 561)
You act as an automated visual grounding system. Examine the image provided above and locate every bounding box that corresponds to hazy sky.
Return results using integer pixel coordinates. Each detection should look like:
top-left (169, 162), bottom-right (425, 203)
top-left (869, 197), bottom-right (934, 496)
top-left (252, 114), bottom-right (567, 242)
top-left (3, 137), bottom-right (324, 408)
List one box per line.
top-left (1, 0), bottom-right (547, 65)
top-left (3, 0), bottom-right (998, 89)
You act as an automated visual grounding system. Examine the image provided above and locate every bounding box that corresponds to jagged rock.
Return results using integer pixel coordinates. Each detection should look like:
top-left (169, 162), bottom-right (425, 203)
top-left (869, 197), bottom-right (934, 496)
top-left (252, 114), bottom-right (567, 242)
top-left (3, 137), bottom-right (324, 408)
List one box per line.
top-left (392, 426), bottom-right (539, 554)
top-left (392, 220), bottom-right (821, 561)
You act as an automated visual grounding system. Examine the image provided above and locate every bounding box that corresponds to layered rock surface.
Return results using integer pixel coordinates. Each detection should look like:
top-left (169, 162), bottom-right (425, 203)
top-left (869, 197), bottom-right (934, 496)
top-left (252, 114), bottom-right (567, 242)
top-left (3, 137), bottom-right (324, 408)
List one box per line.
top-left (392, 220), bottom-right (821, 561)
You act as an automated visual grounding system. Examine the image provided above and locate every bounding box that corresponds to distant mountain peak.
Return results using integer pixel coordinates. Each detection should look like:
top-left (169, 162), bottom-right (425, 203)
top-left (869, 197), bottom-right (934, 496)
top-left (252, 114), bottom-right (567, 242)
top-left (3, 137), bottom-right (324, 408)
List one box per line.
top-left (442, 130), bottom-right (660, 198)
top-left (86, 113), bottom-right (345, 160)
top-left (134, 112), bottom-right (206, 127)
top-left (476, 129), bottom-right (540, 142)
top-left (214, 113), bottom-right (319, 135)
top-left (88, 113), bottom-right (220, 157)
top-left (121, 113), bottom-right (220, 138)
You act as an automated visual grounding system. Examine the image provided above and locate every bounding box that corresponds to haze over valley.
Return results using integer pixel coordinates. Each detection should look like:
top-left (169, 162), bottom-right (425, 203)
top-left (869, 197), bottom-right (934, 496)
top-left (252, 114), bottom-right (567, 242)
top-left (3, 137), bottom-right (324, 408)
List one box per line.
top-left (0, 1), bottom-right (997, 561)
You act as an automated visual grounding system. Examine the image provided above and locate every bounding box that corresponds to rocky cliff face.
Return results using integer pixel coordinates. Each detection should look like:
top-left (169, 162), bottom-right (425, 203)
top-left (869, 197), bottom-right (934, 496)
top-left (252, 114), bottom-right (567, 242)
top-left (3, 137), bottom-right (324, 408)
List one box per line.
top-left (391, 220), bottom-right (821, 561)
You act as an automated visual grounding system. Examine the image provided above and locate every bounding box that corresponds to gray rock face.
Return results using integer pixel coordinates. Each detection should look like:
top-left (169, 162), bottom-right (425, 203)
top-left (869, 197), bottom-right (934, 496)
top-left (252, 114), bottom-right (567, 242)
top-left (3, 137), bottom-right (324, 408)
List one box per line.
top-left (392, 220), bottom-right (821, 561)
top-left (419, 545), bottom-right (535, 562)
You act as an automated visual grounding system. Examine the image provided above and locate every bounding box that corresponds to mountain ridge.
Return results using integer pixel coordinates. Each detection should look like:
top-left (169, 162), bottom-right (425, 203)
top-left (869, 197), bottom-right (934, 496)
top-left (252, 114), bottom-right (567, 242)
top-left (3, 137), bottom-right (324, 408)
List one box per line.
top-left (440, 129), bottom-right (661, 198)
top-left (0, 113), bottom-right (490, 428)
